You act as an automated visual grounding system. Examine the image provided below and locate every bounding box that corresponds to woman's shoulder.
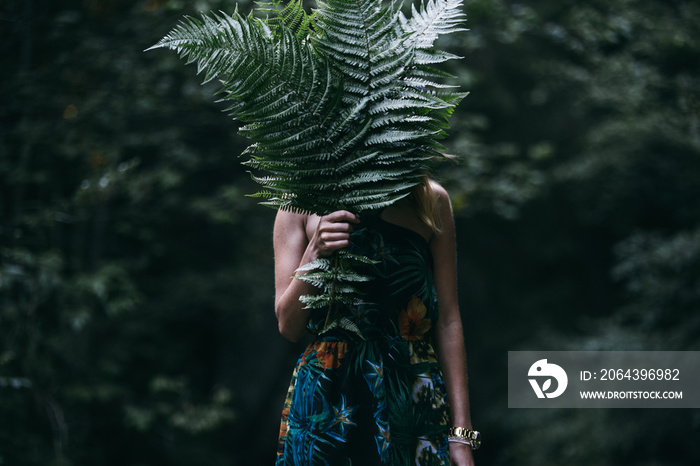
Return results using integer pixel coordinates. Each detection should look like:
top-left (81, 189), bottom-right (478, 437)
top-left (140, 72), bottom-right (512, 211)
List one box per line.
top-left (428, 179), bottom-right (450, 201)
top-left (274, 209), bottom-right (309, 235)
top-left (275, 208), bottom-right (307, 225)
top-left (274, 209), bottom-right (320, 243)
top-left (424, 179), bottom-right (453, 223)
top-left (426, 180), bottom-right (455, 241)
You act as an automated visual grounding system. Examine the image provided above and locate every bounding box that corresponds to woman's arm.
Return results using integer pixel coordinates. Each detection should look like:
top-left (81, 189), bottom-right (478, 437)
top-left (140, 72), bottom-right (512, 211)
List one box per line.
top-left (273, 209), bottom-right (359, 342)
top-left (430, 185), bottom-right (475, 466)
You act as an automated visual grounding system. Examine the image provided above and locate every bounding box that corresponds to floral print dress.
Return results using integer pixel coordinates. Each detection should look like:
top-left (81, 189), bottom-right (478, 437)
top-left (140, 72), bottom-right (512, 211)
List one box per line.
top-left (276, 215), bottom-right (451, 465)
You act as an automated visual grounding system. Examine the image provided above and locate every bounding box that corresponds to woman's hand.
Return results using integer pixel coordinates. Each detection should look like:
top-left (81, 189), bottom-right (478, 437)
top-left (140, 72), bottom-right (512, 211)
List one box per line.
top-left (449, 442), bottom-right (475, 466)
top-left (306, 210), bottom-right (360, 260)
top-left (273, 209), bottom-right (359, 341)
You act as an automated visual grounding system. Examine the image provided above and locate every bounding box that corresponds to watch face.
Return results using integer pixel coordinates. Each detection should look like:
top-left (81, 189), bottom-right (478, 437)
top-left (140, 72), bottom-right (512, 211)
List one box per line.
top-left (471, 431), bottom-right (481, 450)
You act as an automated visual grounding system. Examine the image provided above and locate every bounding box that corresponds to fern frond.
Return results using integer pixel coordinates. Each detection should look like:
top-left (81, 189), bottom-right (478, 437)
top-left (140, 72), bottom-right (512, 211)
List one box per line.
top-left (255, 0), bottom-right (319, 38)
top-left (315, 0), bottom-right (405, 101)
top-left (399, 0), bottom-right (468, 52)
top-left (150, 0), bottom-right (469, 331)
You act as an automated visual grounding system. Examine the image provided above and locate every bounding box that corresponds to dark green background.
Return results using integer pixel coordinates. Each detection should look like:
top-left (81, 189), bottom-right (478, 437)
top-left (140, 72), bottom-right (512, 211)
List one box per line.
top-left (1, 0), bottom-right (698, 464)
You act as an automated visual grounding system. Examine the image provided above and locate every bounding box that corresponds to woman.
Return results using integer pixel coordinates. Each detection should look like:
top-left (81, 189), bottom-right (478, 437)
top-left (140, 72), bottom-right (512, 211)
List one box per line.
top-left (274, 179), bottom-right (478, 465)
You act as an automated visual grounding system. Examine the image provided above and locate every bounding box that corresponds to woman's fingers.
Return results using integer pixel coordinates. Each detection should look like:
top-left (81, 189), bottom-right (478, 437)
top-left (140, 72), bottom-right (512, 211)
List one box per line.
top-left (318, 211), bottom-right (360, 236)
top-left (319, 231), bottom-right (352, 242)
top-left (317, 231), bottom-right (351, 255)
top-left (321, 222), bottom-right (354, 233)
top-left (313, 211), bottom-right (360, 256)
top-left (324, 210), bottom-right (360, 225)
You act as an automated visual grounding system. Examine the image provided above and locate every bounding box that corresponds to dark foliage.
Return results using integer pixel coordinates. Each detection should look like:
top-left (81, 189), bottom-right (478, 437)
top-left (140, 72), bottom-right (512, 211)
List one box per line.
top-left (1, 0), bottom-right (699, 465)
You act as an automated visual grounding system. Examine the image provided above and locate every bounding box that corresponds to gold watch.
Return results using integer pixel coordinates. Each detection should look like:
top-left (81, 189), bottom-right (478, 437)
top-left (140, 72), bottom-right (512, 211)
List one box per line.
top-left (448, 426), bottom-right (481, 450)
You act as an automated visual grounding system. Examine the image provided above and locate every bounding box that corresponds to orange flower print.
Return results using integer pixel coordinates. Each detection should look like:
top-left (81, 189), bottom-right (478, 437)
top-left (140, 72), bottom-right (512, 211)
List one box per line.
top-left (398, 296), bottom-right (432, 340)
top-left (315, 341), bottom-right (347, 370)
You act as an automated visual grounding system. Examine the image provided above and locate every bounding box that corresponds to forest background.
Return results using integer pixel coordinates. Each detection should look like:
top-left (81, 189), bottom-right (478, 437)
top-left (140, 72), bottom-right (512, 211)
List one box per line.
top-left (1, 0), bottom-right (699, 464)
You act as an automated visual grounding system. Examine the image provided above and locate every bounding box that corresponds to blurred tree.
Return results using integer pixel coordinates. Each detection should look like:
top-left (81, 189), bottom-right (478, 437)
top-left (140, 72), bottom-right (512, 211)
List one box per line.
top-left (2, 0), bottom-right (699, 465)
top-left (0, 0), bottom-right (277, 465)
top-left (445, 0), bottom-right (700, 464)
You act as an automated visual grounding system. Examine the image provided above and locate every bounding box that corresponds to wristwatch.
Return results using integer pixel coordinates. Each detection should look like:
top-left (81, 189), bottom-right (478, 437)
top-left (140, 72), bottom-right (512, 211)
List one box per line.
top-left (448, 426), bottom-right (481, 450)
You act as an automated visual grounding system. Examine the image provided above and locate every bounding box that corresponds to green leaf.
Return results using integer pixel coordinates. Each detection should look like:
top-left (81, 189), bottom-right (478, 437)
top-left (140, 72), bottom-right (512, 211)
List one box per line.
top-left (150, 0), bottom-right (467, 332)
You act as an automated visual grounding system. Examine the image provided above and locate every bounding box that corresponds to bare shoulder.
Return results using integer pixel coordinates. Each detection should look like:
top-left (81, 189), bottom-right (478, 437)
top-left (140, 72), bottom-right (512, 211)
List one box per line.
top-left (275, 208), bottom-right (303, 228)
top-left (429, 180), bottom-right (454, 214)
top-left (274, 209), bottom-right (308, 240)
top-left (274, 209), bottom-right (321, 247)
top-left (429, 179), bottom-right (449, 199)
top-left (275, 208), bottom-right (305, 223)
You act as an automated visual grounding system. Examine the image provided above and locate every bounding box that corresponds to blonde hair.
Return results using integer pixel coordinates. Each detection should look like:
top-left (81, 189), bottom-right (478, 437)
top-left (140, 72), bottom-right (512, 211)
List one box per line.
top-left (411, 176), bottom-right (442, 234)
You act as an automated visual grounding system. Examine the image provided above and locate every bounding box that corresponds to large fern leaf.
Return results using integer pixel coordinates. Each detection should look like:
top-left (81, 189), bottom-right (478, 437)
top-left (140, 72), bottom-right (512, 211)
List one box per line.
top-left (149, 0), bottom-right (468, 327)
top-left (255, 0), bottom-right (319, 39)
top-left (314, 0), bottom-right (466, 186)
